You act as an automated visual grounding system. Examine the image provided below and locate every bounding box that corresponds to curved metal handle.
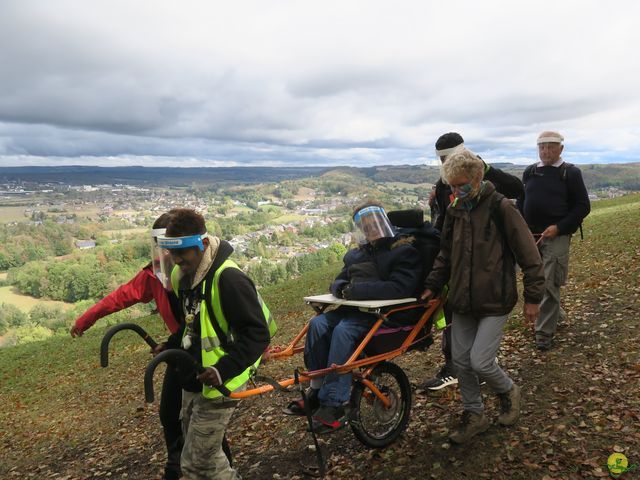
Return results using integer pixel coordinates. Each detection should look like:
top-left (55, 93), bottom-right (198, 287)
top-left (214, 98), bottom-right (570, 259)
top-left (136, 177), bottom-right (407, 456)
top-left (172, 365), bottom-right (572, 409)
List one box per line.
top-left (100, 323), bottom-right (159, 368)
top-left (145, 349), bottom-right (212, 403)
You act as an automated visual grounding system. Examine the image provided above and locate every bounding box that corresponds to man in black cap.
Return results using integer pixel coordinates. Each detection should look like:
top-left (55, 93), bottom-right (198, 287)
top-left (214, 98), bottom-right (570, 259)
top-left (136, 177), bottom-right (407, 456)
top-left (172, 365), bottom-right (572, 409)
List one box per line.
top-left (422, 132), bottom-right (524, 390)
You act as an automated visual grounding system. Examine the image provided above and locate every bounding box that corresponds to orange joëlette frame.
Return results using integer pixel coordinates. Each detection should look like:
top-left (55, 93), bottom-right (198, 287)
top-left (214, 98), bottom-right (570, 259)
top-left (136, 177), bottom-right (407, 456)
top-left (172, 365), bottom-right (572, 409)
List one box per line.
top-left (227, 298), bottom-right (441, 407)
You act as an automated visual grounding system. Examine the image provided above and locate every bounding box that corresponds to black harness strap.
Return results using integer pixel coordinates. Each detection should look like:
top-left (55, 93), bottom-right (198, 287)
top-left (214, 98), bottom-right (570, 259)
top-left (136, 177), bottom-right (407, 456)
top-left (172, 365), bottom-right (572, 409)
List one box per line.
top-left (296, 368), bottom-right (325, 478)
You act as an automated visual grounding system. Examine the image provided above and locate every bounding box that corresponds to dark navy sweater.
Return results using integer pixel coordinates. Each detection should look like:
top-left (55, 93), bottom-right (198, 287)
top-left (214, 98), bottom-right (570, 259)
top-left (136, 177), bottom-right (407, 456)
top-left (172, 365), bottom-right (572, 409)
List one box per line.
top-left (518, 163), bottom-right (590, 235)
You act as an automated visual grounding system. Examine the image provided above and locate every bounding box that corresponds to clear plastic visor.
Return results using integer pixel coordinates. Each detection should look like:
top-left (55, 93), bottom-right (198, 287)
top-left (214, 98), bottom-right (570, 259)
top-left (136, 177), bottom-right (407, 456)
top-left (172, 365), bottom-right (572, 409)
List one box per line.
top-left (353, 206), bottom-right (395, 244)
top-left (150, 229), bottom-right (175, 290)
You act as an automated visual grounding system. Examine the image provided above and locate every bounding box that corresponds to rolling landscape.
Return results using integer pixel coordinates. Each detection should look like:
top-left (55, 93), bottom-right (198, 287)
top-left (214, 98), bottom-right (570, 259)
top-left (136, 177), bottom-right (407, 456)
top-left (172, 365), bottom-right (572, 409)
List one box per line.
top-left (0, 166), bottom-right (638, 479)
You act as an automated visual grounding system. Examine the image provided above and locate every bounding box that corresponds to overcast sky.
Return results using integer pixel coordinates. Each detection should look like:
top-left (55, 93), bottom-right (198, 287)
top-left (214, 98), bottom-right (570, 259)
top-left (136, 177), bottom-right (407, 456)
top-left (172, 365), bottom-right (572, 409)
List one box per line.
top-left (1, 1), bottom-right (639, 168)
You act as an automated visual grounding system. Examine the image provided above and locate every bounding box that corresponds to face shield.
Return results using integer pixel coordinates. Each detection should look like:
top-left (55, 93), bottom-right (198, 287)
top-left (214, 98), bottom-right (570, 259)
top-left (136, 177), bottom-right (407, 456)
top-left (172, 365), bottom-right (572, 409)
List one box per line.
top-left (353, 205), bottom-right (395, 245)
top-left (157, 233), bottom-right (207, 251)
top-left (150, 228), bottom-right (175, 290)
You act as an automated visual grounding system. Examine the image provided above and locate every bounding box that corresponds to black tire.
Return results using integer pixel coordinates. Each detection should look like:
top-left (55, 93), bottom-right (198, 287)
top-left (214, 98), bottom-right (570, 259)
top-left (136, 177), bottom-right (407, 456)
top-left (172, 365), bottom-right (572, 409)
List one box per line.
top-left (350, 361), bottom-right (412, 448)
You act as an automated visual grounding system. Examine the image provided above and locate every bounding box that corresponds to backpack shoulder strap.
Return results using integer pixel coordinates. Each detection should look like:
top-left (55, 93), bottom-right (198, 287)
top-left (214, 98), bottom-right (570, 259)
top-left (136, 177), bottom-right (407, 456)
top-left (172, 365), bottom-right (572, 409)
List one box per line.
top-left (487, 192), bottom-right (507, 240)
top-left (523, 163), bottom-right (537, 183)
top-left (559, 161), bottom-right (574, 181)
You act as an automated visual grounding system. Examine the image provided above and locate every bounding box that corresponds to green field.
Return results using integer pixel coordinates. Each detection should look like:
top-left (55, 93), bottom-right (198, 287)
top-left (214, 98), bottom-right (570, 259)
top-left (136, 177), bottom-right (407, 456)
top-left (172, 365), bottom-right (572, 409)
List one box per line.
top-left (103, 227), bottom-right (148, 238)
top-left (385, 181), bottom-right (433, 189)
top-left (0, 205), bottom-right (29, 223)
top-left (271, 213), bottom-right (306, 223)
top-left (0, 285), bottom-right (73, 313)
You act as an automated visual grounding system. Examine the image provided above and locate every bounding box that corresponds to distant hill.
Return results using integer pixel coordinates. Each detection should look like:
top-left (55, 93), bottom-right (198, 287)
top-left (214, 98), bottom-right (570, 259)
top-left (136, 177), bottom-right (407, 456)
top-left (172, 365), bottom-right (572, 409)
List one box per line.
top-left (1, 162), bottom-right (639, 190)
top-left (0, 166), bottom-right (330, 186)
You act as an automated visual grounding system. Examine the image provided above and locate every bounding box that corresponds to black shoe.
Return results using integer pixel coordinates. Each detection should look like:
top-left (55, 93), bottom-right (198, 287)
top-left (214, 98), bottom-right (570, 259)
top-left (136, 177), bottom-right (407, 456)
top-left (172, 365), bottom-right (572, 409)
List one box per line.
top-left (421, 364), bottom-right (458, 390)
top-left (161, 470), bottom-right (181, 480)
top-left (310, 405), bottom-right (346, 434)
top-left (283, 388), bottom-right (319, 416)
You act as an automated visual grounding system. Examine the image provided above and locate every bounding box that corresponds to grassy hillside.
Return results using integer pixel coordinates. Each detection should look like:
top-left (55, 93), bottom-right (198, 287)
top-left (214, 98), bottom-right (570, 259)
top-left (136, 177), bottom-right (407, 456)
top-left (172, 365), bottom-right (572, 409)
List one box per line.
top-left (0, 262), bottom-right (337, 476)
top-left (1, 194), bottom-right (639, 479)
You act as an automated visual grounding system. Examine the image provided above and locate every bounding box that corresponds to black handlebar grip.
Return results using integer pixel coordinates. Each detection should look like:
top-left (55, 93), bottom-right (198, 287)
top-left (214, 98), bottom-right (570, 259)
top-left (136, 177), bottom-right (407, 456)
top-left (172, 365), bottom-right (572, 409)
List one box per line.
top-left (144, 349), bottom-right (206, 403)
top-left (100, 323), bottom-right (159, 368)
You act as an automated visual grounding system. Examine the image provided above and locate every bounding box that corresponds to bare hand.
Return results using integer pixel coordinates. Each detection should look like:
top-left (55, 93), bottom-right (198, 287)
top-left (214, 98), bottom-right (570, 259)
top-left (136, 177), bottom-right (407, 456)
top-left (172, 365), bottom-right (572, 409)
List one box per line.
top-left (523, 303), bottom-right (540, 324)
top-left (70, 325), bottom-right (84, 338)
top-left (541, 225), bottom-right (559, 240)
top-left (420, 288), bottom-right (434, 301)
top-left (197, 367), bottom-right (221, 387)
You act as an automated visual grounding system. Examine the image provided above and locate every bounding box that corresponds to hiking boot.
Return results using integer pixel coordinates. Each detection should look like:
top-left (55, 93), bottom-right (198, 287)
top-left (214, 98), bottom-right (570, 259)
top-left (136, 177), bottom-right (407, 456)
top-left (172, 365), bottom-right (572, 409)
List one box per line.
top-left (310, 405), bottom-right (346, 434)
top-left (497, 383), bottom-right (521, 426)
top-left (535, 333), bottom-right (553, 351)
top-left (421, 364), bottom-right (458, 390)
top-left (448, 411), bottom-right (490, 444)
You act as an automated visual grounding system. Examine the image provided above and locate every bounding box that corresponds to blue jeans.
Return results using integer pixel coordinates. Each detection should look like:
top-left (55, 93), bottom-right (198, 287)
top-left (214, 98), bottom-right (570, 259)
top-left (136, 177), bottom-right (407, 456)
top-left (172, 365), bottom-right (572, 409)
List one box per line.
top-left (304, 309), bottom-right (373, 407)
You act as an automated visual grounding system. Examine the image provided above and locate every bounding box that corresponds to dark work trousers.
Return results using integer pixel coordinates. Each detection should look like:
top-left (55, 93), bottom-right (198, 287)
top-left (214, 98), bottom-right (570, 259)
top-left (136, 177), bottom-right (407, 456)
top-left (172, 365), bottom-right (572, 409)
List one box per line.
top-left (162, 366), bottom-right (233, 477)
top-left (160, 366), bottom-right (184, 479)
top-left (160, 365), bottom-right (233, 479)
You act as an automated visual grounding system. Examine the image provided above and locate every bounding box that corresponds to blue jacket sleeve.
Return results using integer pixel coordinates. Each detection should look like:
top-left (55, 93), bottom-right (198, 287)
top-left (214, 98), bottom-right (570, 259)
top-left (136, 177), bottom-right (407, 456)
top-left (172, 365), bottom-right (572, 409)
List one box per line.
top-left (330, 267), bottom-right (350, 297)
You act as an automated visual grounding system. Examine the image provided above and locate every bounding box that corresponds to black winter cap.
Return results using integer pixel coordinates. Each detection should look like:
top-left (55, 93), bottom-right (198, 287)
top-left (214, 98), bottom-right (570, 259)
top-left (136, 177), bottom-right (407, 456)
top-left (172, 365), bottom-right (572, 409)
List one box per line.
top-left (435, 132), bottom-right (464, 150)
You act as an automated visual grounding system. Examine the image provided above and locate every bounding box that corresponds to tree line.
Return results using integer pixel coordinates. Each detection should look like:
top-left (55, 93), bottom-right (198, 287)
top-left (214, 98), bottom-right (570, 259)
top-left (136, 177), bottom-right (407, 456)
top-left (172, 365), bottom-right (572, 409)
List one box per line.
top-left (0, 222), bottom-right (85, 269)
top-left (7, 238), bottom-right (148, 302)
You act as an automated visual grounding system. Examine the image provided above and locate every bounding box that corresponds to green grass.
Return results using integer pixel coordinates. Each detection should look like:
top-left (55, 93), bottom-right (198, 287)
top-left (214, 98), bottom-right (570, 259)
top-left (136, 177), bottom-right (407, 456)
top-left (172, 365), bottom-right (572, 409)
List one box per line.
top-left (0, 206), bottom-right (30, 223)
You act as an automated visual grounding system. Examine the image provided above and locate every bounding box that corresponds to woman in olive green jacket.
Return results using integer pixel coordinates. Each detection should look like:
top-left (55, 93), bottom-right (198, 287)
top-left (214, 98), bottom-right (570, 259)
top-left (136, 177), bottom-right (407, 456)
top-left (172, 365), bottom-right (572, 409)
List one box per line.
top-left (423, 148), bottom-right (544, 445)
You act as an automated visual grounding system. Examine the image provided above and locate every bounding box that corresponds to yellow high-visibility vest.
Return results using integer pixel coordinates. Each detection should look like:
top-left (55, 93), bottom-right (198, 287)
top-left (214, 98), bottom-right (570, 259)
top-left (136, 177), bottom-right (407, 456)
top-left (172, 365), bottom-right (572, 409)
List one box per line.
top-left (172, 259), bottom-right (275, 398)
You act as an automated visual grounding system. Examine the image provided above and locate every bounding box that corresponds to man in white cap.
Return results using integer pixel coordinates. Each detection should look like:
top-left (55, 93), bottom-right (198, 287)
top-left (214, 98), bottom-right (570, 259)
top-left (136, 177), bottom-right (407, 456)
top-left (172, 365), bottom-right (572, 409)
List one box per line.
top-left (518, 131), bottom-right (590, 350)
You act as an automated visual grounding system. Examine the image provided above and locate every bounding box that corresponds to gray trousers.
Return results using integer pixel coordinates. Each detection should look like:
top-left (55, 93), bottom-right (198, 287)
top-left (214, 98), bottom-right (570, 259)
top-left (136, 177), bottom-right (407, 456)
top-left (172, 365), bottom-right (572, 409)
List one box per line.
top-left (181, 390), bottom-right (241, 480)
top-left (536, 234), bottom-right (571, 337)
top-left (452, 313), bottom-right (513, 414)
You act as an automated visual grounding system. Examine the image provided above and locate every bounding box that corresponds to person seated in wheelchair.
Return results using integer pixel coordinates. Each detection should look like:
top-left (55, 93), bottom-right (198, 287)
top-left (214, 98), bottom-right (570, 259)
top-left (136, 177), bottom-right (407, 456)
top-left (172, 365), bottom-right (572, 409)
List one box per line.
top-left (284, 201), bottom-right (424, 434)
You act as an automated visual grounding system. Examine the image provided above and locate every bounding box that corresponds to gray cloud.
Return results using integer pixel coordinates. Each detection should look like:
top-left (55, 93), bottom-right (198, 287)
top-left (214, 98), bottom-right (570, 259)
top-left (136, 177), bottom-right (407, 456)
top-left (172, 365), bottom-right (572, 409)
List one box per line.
top-left (0, 0), bottom-right (639, 167)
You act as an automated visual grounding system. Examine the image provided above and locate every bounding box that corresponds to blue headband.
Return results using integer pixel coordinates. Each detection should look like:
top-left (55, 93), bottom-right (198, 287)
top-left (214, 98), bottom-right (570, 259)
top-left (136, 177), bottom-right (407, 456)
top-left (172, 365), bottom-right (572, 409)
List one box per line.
top-left (157, 234), bottom-right (207, 251)
top-left (353, 205), bottom-right (385, 223)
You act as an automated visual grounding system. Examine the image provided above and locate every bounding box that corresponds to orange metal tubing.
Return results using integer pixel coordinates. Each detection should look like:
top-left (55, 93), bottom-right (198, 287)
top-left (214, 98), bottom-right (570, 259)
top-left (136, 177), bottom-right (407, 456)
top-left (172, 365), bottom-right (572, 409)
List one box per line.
top-left (345, 317), bottom-right (384, 364)
top-left (228, 299), bottom-right (440, 400)
top-left (360, 378), bottom-right (392, 409)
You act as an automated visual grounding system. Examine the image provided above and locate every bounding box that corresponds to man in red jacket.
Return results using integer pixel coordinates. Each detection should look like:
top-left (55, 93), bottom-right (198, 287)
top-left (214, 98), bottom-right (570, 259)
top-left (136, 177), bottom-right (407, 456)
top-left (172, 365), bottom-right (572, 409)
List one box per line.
top-left (70, 213), bottom-right (185, 480)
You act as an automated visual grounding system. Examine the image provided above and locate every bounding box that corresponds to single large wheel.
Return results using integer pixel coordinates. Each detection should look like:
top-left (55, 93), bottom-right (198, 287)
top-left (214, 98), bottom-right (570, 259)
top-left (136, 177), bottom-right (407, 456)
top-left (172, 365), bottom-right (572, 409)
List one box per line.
top-left (350, 361), bottom-right (412, 448)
